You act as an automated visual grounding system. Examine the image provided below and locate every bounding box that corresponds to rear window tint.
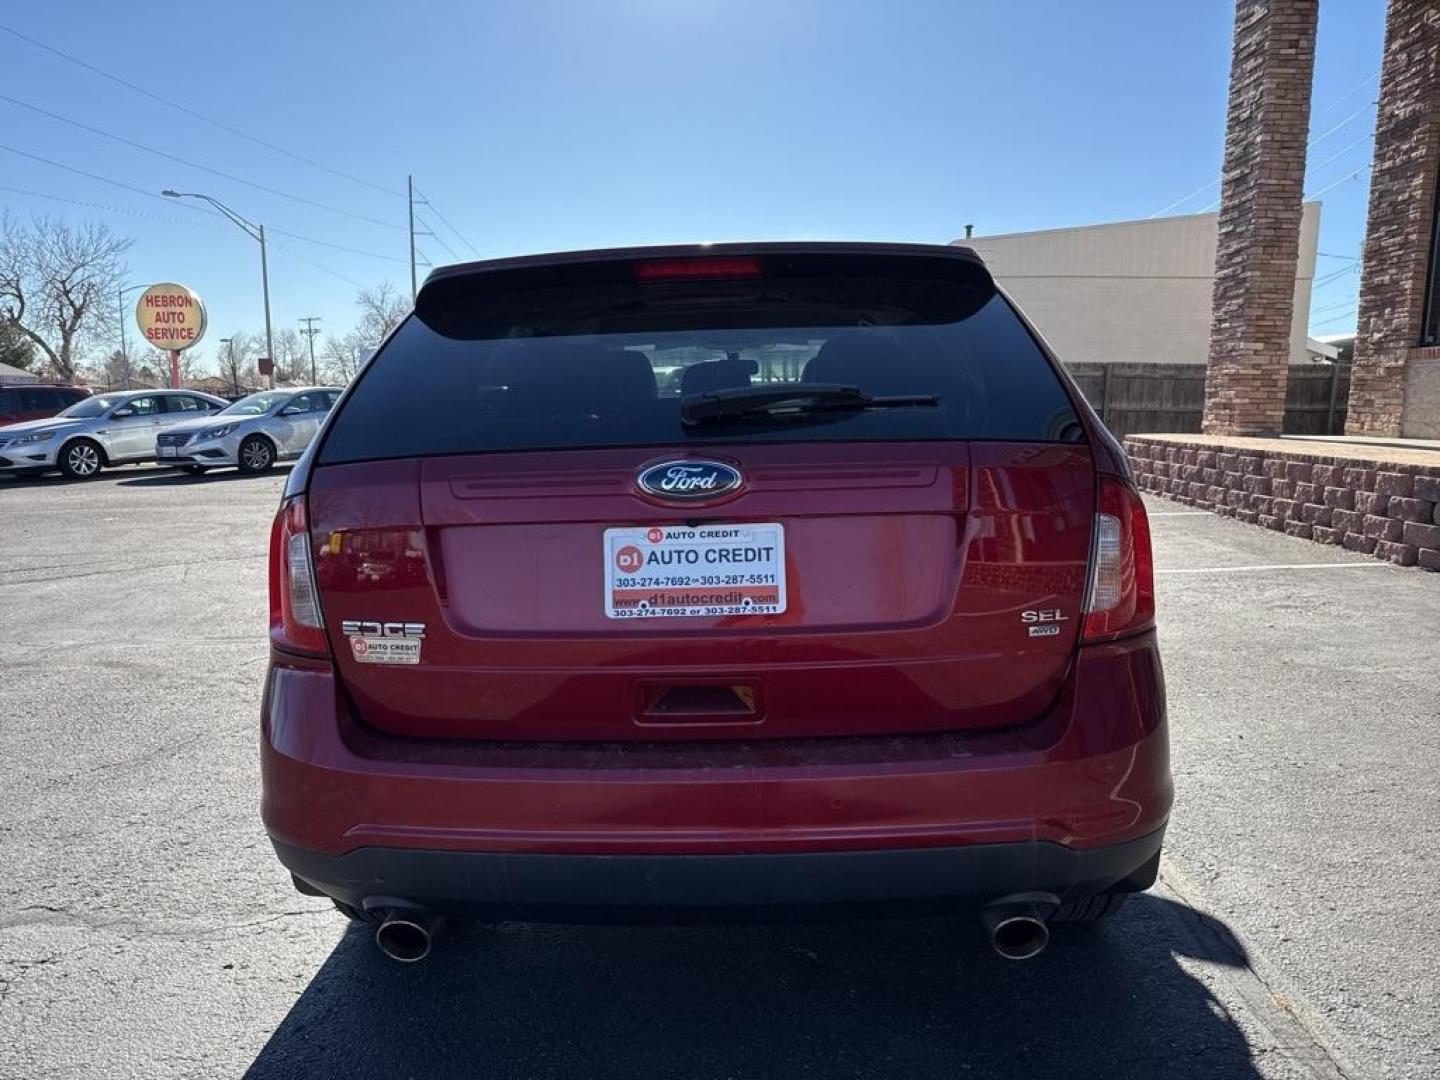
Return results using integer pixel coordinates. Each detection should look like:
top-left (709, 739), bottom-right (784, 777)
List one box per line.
top-left (320, 255), bottom-right (1080, 465)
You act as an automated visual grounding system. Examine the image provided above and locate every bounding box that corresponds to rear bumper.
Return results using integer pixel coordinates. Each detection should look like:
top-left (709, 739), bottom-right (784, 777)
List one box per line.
top-left (274, 828), bottom-right (1164, 919)
top-left (262, 632), bottom-right (1171, 910)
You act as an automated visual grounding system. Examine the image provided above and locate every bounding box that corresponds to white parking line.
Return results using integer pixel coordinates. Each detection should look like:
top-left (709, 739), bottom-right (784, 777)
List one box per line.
top-left (1158, 562), bottom-right (1391, 575)
top-left (1147, 511), bottom-right (1214, 518)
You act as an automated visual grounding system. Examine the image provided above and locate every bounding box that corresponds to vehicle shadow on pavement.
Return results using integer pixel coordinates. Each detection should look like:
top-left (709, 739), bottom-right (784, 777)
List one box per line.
top-left (244, 894), bottom-right (1267, 1080)
top-left (116, 466), bottom-right (292, 487)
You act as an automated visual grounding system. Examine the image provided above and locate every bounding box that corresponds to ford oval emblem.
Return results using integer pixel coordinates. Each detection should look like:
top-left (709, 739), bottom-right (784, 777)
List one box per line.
top-left (637, 460), bottom-right (742, 502)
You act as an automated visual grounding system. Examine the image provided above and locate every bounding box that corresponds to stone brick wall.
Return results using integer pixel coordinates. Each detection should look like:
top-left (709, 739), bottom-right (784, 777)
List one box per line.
top-left (1125, 436), bottom-right (1440, 571)
top-left (1347, 0), bottom-right (1440, 437)
top-left (1203, 0), bottom-right (1318, 436)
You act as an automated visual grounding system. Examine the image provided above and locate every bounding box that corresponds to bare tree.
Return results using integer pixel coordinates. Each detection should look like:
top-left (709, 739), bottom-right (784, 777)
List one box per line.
top-left (217, 332), bottom-right (262, 396)
top-left (271, 327), bottom-right (309, 384)
top-left (355, 282), bottom-right (408, 344)
top-left (0, 214), bottom-right (131, 382)
top-left (134, 345), bottom-right (203, 387)
top-left (319, 331), bottom-right (366, 384)
top-left (94, 349), bottom-right (137, 390)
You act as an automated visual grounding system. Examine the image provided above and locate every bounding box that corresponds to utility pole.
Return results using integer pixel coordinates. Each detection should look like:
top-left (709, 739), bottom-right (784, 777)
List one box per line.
top-left (298, 317), bottom-right (322, 385)
top-left (407, 174), bottom-right (433, 300)
top-left (408, 174), bottom-right (417, 300)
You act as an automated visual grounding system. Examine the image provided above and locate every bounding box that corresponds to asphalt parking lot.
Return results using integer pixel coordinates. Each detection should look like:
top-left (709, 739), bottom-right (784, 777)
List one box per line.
top-left (1, 467), bottom-right (1437, 1080)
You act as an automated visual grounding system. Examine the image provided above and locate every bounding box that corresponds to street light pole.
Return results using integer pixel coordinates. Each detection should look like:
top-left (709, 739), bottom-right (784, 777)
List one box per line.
top-left (117, 282), bottom-right (148, 391)
top-left (161, 190), bottom-right (275, 388)
top-left (259, 224), bottom-right (274, 388)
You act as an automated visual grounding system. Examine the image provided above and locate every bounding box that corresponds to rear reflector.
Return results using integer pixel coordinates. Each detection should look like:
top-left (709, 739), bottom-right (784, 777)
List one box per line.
top-left (269, 496), bottom-right (329, 656)
top-left (1081, 476), bottom-right (1155, 643)
top-left (633, 256), bottom-right (763, 282)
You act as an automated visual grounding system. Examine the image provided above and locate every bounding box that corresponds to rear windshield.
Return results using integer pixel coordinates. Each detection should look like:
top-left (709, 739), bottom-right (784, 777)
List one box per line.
top-left (319, 253), bottom-right (1081, 465)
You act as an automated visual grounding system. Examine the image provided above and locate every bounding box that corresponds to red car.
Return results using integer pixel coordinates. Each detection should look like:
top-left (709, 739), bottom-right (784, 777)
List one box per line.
top-left (0, 383), bottom-right (90, 425)
top-left (263, 243), bottom-right (1168, 963)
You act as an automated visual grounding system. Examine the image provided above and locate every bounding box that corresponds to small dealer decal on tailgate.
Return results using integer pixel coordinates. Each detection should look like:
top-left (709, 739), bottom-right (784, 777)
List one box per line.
top-left (341, 620), bottom-right (425, 665)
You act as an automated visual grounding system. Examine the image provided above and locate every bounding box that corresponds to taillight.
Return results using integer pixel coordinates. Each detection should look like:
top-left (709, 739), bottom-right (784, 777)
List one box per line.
top-left (1081, 476), bottom-right (1155, 643)
top-left (268, 495), bottom-right (329, 655)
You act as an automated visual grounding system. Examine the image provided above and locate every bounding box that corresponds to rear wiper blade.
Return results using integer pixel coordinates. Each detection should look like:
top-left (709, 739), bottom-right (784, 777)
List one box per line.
top-left (681, 382), bottom-right (939, 426)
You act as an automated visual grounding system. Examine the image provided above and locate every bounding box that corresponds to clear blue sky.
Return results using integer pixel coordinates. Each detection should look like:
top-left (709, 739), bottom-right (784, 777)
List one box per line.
top-left (1, 0), bottom-right (1384, 374)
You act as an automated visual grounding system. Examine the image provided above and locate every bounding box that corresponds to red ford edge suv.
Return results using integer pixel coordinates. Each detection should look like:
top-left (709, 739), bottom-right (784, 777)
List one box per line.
top-left (263, 243), bottom-right (1168, 962)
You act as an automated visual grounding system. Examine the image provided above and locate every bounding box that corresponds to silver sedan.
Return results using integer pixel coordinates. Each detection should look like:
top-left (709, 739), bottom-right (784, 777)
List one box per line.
top-left (0, 389), bottom-right (228, 479)
top-left (156, 387), bottom-right (343, 475)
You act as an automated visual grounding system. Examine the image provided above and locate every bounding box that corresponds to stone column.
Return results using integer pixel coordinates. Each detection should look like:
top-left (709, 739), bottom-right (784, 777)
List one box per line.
top-left (1203, 0), bottom-right (1319, 436)
top-left (1347, 0), bottom-right (1440, 438)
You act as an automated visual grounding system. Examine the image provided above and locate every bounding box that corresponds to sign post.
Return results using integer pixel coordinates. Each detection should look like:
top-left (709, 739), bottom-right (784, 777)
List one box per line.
top-left (134, 283), bottom-right (207, 387)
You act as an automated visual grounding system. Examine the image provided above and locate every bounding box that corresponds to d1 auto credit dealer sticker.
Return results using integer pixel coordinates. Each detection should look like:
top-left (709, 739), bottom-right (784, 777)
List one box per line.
top-left (603, 523), bottom-right (787, 619)
top-left (349, 635), bottom-right (422, 664)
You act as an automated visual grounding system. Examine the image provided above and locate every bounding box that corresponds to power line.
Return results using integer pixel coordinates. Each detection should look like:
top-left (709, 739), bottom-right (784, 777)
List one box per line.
top-left (0, 141), bottom-right (212, 210)
top-left (0, 149), bottom-right (386, 315)
top-left (1305, 166), bottom-right (1370, 201)
top-left (1312, 308), bottom-right (1358, 329)
top-left (266, 241), bottom-right (366, 289)
top-left (0, 142), bottom-right (405, 266)
top-left (1315, 71), bottom-right (1379, 113)
top-left (1302, 132), bottom-right (1374, 188)
top-left (419, 220), bottom-right (462, 262)
top-left (0, 20), bottom-right (402, 198)
top-left (1307, 101), bottom-right (1373, 148)
top-left (1313, 261), bottom-right (1359, 284)
top-left (266, 227), bottom-right (408, 264)
top-left (1311, 263), bottom-right (1360, 291)
top-left (0, 92), bottom-right (403, 232)
top-left (0, 182), bottom-right (228, 229)
top-left (414, 184), bottom-right (481, 257)
top-left (0, 164), bottom-right (377, 294)
top-left (1195, 111), bottom-right (1375, 213)
top-left (1148, 72), bottom-right (1379, 218)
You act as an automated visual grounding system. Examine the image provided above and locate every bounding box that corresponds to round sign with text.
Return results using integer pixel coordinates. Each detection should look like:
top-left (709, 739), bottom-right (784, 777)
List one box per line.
top-left (135, 283), bottom-right (207, 351)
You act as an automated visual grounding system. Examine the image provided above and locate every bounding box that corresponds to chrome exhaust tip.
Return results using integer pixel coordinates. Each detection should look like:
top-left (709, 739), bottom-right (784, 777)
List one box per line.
top-left (374, 909), bottom-right (441, 963)
top-left (984, 908), bottom-right (1050, 961)
top-left (981, 894), bottom-right (1057, 961)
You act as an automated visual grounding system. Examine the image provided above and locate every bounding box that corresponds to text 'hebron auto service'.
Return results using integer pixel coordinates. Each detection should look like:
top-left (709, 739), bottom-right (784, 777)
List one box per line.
top-left (135, 282), bottom-right (206, 388)
top-left (135, 282), bottom-right (206, 348)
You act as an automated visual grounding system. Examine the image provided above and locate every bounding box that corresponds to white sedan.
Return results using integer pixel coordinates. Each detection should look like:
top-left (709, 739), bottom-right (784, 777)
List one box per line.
top-left (156, 387), bottom-right (343, 475)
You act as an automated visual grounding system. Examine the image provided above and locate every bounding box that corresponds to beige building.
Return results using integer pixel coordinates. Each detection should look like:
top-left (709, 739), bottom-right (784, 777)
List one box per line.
top-left (952, 204), bottom-right (1321, 366)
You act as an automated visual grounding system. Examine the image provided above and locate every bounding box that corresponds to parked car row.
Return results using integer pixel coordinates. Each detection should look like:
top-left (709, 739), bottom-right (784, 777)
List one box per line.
top-left (0, 386), bottom-right (342, 480)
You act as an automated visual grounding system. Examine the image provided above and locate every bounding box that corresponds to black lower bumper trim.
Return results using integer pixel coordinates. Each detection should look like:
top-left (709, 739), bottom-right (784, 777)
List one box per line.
top-left (273, 828), bottom-right (1165, 921)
